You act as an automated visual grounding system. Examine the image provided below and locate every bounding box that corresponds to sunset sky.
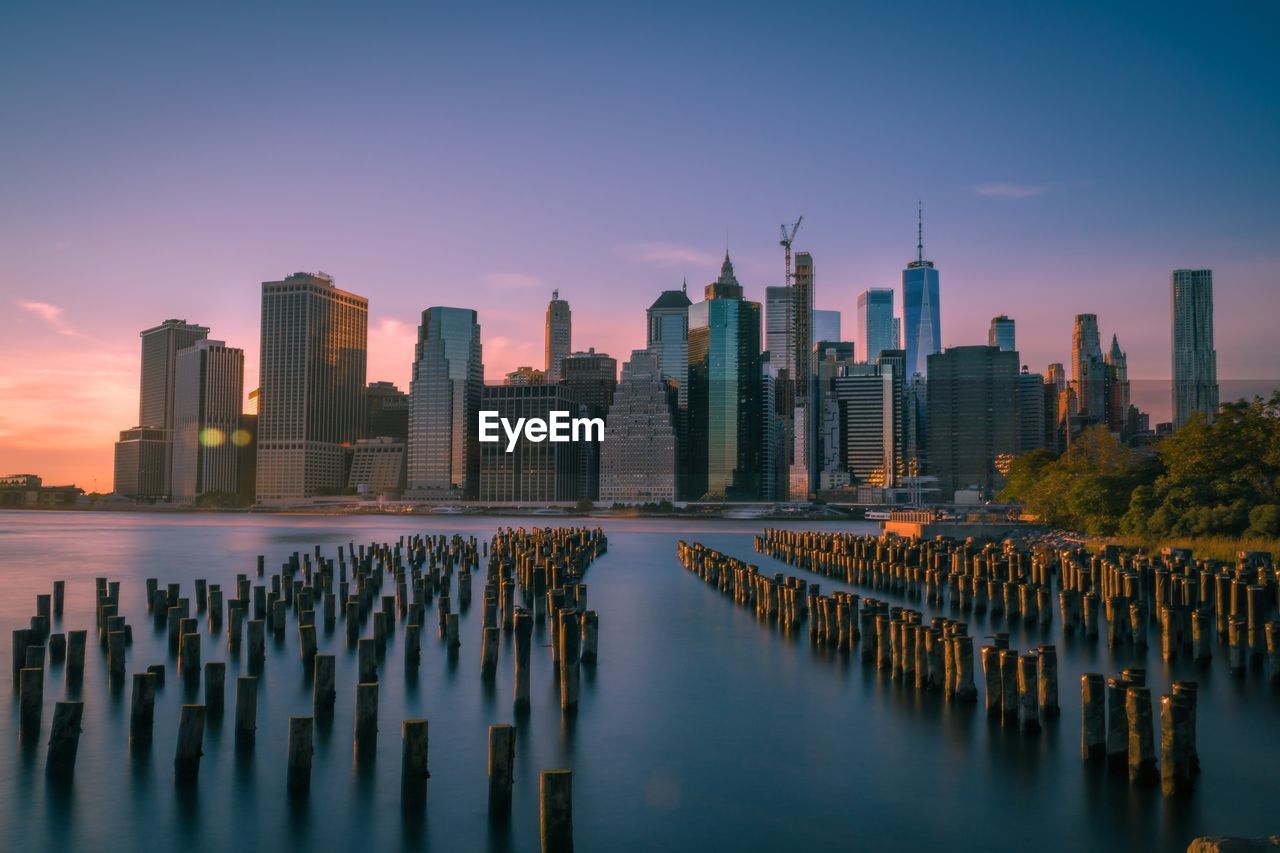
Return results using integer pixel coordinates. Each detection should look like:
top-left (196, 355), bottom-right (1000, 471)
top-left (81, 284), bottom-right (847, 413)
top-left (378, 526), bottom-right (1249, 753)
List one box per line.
top-left (2, 0), bottom-right (1277, 489)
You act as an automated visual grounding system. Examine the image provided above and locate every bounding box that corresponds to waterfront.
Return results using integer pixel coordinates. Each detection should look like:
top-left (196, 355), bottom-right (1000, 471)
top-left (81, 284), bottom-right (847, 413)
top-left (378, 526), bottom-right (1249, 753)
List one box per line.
top-left (2, 511), bottom-right (1278, 852)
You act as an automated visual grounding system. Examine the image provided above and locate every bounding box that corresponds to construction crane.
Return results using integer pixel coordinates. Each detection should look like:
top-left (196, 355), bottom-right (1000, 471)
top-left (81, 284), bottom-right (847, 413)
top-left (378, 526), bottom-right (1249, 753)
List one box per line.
top-left (780, 216), bottom-right (804, 288)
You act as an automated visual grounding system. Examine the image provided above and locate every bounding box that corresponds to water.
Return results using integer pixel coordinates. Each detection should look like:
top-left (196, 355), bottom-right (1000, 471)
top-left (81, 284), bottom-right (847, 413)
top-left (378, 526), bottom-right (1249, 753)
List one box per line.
top-left (2, 511), bottom-right (1278, 852)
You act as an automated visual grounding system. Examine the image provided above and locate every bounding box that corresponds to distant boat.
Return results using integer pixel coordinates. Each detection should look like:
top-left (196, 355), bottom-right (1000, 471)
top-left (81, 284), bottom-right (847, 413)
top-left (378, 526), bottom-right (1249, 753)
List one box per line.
top-left (725, 507), bottom-right (765, 519)
top-left (865, 510), bottom-right (890, 521)
top-left (430, 506), bottom-right (465, 515)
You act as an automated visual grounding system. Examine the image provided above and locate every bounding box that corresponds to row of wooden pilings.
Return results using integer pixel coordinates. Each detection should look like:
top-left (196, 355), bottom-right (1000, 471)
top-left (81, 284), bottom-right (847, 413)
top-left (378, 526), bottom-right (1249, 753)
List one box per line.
top-left (9, 526), bottom-right (606, 853)
top-left (679, 539), bottom-right (1200, 797)
top-left (756, 530), bottom-right (1280, 683)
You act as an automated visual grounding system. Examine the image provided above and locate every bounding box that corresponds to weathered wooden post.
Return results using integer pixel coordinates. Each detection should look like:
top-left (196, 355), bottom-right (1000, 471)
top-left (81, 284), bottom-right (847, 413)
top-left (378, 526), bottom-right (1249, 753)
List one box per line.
top-left (1081, 673), bottom-right (1106, 762)
top-left (241, 619), bottom-right (262, 670)
top-left (147, 662), bottom-right (166, 687)
top-left (1160, 693), bottom-right (1192, 796)
top-left (402, 718), bottom-right (429, 803)
top-left (1171, 681), bottom-right (1200, 773)
top-left (358, 638), bottom-right (378, 683)
top-left (45, 700), bottom-right (84, 778)
top-left (514, 608), bottom-right (532, 711)
top-left (1037, 645), bottom-right (1059, 718)
top-left (488, 723), bottom-right (515, 815)
top-left (205, 662), bottom-right (226, 712)
top-left (582, 611), bottom-right (599, 664)
top-left (482, 626), bottom-right (499, 678)
top-left (314, 654), bottom-right (336, 712)
top-left (1106, 677), bottom-right (1130, 770)
top-left (954, 635), bottom-right (977, 703)
top-left (404, 624), bottom-right (421, 674)
top-left (180, 632), bottom-right (201, 686)
top-left (235, 676), bottom-right (257, 747)
top-left (174, 704), bottom-right (206, 783)
top-left (560, 610), bottom-right (581, 712)
top-left (446, 613), bottom-right (460, 649)
top-left (19, 667), bottom-right (43, 741)
top-left (108, 630), bottom-right (127, 684)
top-left (1017, 653), bottom-right (1041, 735)
top-left (131, 671), bottom-right (157, 742)
top-left (287, 716), bottom-right (314, 793)
top-left (52, 581), bottom-right (65, 618)
top-left (999, 649), bottom-right (1018, 728)
top-left (1126, 686), bottom-right (1157, 786)
top-left (49, 633), bottom-right (66, 664)
top-left (355, 682), bottom-right (378, 759)
top-left (540, 769), bottom-right (574, 853)
top-left (298, 624), bottom-right (317, 668)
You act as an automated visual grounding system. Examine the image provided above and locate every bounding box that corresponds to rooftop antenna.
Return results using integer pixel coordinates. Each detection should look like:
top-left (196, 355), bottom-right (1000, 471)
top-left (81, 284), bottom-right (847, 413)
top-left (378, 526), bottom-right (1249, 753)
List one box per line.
top-left (916, 200), bottom-right (924, 264)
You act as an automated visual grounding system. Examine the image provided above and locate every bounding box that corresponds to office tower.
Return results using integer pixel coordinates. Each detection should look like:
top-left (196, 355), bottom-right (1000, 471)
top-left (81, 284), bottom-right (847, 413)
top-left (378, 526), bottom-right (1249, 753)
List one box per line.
top-left (256, 272), bottom-right (368, 503)
top-left (926, 346), bottom-right (1019, 496)
top-left (112, 427), bottom-right (168, 498)
top-left (1072, 314), bottom-right (1107, 421)
top-left (246, 388), bottom-right (259, 416)
top-left (406, 307), bottom-right (483, 499)
top-left (1016, 368), bottom-right (1046, 454)
top-left (171, 340), bottom-right (245, 503)
top-left (599, 350), bottom-right (677, 503)
top-left (366, 381), bottom-right (410, 441)
top-left (348, 437), bottom-right (406, 497)
top-left (1105, 335), bottom-right (1131, 435)
top-left (902, 209), bottom-right (941, 380)
top-left (545, 290), bottom-right (572, 383)
top-left (814, 310), bottom-right (841, 348)
top-left (875, 348), bottom-right (908, 481)
top-left (687, 253), bottom-right (763, 501)
top-left (478, 385), bottom-right (584, 502)
top-left (1172, 269), bottom-right (1219, 428)
top-left (858, 288), bottom-right (898, 362)
top-left (113, 318), bottom-right (210, 498)
top-left (648, 283), bottom-right (692, 499)
top-left (789, 253), bottom-right (815, 498)
top-left (831, 361), bottom-right (901, 489)
top-left (648, 284), bottom-right (691, 405)
top-left (236, 410), bottom-right (257, 505)
top-left (560, 348), bottom-right (618, 500)
top-left (760, 355), bottom-right (786, 501)
top-left (814, 343), bottom-right (857, 492)
top-left (764, 285), bottom-right (793, 377)
top-left (988, 315), bottom-right (1016, 352)
top-left (505, 366), bottom-right (545, 386)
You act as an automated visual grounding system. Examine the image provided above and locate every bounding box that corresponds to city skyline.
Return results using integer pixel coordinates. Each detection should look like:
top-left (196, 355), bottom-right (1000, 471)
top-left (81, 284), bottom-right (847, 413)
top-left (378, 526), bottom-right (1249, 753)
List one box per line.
top-left (2, 1), bottom-right (1278, 487)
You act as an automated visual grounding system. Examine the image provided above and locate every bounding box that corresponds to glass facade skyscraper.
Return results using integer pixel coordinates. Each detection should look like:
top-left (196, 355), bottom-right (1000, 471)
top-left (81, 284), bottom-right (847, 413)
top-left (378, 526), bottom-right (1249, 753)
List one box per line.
top-left (858, 288), bottom-right (898, 363)
top-left (407, 307), bottom-right (483, 499)
top-left (687, 253), bottom-right (763, 501)
top-left (256, 272), bottom-right (367, 503)
top-left (988, 315), bottom-right (1015, 352)
top-left (172, 339), bottom-right (245, 503)
top-left (1172, 269), bottom-right (1219, 429)
top-left (545, 290), bottom-right (572, 383)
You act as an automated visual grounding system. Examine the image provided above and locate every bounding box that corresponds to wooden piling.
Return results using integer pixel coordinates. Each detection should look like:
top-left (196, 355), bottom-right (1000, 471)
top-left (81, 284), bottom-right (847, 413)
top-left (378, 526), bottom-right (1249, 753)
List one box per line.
top-left (1017, 653), bottom-right (1041, 735)
top-left (1160, 694), bottom-right (1193, 796)
top-left (1105, 677), bottom-right (1130, 769)
top-left (1126, 686), bottom-right (1157, 786)
top-left (540, 769), bottom-right (574, 853)
top-left (514, 608), bottom-right (532, 711)
top-left (204, 662), bottom-right (226, 711)
top-left (1081, 673), bottom-right (1106, 762)
top-left (1037, 645), bottom-right (1059, 718)
top-left (559, 609), bottom-right (581, 712)
top-left (401, 718), bottom-right (429, 799)
top-left (358, 638), bottom-right (378, 682)
top-left (45, 701), bottom-right (84, 778)
top-left (582, 611), bottom-right (599, 664)
top-left (130, 671), bottom-right (157, 742)
top-left (235, 676), bottom-right (257, 747)
top-left (20, 667), bottom-right (43, 741)
top-left (287, 716), bottom-right (314, 793)
top-left (488, 724), bottom-right (515, 815)
top-left (355, 682), bottom-right (378, 758)
top-left (174, 704), bottom-right (207, 783)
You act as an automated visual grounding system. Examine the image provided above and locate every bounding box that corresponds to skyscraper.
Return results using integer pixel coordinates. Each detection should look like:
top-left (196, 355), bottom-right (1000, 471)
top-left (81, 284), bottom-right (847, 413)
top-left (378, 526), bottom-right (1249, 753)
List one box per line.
top-left (646, 284), bottom-right (691, 408)
top-left (1105, 334), bottom-right (1132, 435)
top-left (366, 381), bottom-right (410, 442)
top-left (113, 318), bottom-right (209, 497)
top-left (858, 288), bottom-right (898, 362)
top-left (813, 310), bottom-right (841, 346)
top-left (171, 339), bottom-right (245, 503)
top-left (1072, 314), bottom-right (1106, 421)
top-left (988, 315), bottom-right (1015, 352)
top-left (831, 361), bottom-right (901, 488)
top-left (406, 307), bottom-right (483, 499)
top-left (1172, 269), bottom-right (1219, 428)
top-left (687, 253), bottom-right (763, 501)
top-left (764, 286), bottom-right (793, 377)
top-left (926, 345), bottom-right (1019, 496)
top-left (599, 350), bottom-right (677, 504)
top-left (256, 272), bottom-right (368, 503)
top-left (561, 348), bottom-right (618, 500)
top-left (789, 252), bottom-right (815, 498)
top-left (545, 290), bottom-right (572, 383)
top-left (478, 384), bottom-right (584, 502)
top-left (1016, 367), bottom-right (1046, 454)
top-left (902, 208), bottom-right (941, 380)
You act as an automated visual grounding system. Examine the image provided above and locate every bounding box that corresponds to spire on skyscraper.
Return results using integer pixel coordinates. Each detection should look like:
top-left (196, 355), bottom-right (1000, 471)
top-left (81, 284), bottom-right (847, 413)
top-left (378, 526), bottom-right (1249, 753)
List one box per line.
top-left (916, 200), bottom-right (924, 265)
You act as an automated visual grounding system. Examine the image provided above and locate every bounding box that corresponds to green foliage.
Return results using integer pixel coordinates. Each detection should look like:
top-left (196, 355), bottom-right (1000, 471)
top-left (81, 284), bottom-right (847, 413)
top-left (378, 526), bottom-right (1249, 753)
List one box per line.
top-left (1004, 393), bottom-right (1280, 540)
top-left (1001, 426), bottom-right (1152, 535)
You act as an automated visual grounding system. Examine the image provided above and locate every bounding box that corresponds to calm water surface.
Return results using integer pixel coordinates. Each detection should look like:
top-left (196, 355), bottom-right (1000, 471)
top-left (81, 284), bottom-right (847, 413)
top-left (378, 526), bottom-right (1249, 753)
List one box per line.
top-left (2, 511), bottom-right (1278, 852)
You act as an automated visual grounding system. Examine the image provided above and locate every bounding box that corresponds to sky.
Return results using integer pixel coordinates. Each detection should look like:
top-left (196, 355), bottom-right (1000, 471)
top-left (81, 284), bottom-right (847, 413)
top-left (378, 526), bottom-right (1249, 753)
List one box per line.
top-left (1, 0), bottom-right (1278, 489)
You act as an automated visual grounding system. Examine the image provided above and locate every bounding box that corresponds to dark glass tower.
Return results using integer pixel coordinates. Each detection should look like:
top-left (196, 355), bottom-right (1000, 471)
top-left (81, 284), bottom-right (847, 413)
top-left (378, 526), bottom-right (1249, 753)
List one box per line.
top-left (407, 307), bottom-right (484, 499)
top-left (902, 208), bottom-right (941, 380)
top-left (687, 253), bottom-right (763, 501)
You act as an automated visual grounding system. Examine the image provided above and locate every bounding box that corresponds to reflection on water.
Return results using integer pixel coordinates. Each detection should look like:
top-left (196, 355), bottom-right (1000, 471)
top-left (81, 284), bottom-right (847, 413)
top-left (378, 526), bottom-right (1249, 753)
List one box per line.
top-left (1, 511), bottom-right (1277, 852)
